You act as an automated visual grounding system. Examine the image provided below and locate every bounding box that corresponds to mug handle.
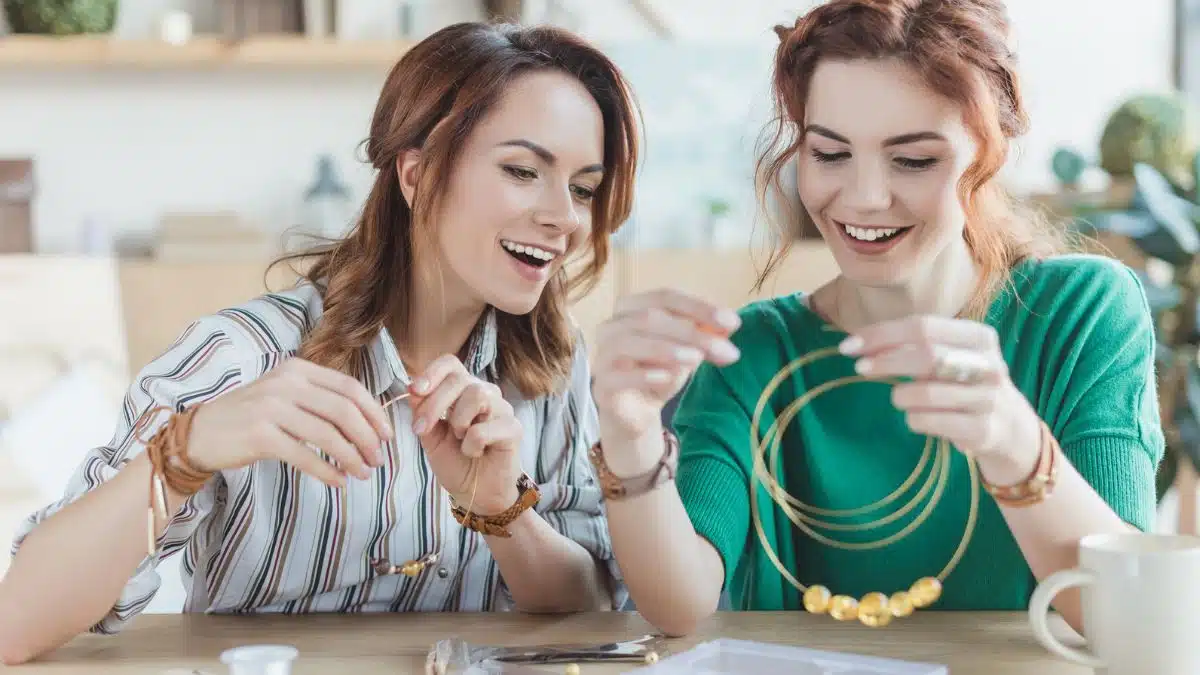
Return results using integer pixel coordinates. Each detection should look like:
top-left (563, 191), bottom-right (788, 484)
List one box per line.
top-left (1027, 568), bottom-right (1104, 669)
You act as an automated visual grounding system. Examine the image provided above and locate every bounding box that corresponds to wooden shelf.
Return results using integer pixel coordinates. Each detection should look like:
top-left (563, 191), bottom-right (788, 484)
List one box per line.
top-left (0, 35), bottom-right (415, 69)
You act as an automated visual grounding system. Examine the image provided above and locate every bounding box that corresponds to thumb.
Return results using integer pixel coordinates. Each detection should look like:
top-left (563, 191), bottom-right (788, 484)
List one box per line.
top-left (417, 418), bottom-right (451, 452)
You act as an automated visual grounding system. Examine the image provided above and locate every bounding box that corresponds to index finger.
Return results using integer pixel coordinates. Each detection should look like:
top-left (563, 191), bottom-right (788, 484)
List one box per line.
top-left (616, 288), bottom-right (741, 334)
top-left (291, 359), bottom-right (394, 440)
top-left (840, 315), bottom-right (997, 356)
top-left (407, 354), bottom-right (469, 396)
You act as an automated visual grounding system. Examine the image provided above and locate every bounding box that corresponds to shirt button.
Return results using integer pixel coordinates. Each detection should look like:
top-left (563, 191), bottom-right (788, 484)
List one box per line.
top-left (437, 567), bottom-right (449, 579)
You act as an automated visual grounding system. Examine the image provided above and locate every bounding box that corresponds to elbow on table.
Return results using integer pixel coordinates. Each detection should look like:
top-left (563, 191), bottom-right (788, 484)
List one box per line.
top-left (635, 599), bottom-right (717, 638)
top-left (643, 610), bottom-right (707, 639)
top-left (0, 615), bottom-right (35, 667)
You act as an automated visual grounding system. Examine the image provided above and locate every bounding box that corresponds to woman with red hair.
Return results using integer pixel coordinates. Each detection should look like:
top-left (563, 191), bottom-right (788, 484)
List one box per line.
top-left (592, 0), bottom-right (1161, 637)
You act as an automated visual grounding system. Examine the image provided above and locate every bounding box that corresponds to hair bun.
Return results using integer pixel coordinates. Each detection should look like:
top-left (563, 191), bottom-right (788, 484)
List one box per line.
top-left (773, 23), bottom-right (792, 42)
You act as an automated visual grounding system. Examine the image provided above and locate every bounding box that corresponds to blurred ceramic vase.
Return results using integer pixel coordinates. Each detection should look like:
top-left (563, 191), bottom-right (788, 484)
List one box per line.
top-left (301, 155), bottom-right (355, 241)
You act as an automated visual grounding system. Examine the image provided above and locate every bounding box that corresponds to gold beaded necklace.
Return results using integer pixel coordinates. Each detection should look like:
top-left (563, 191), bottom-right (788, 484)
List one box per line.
top-left (748, 345), bottom-right (980, 627)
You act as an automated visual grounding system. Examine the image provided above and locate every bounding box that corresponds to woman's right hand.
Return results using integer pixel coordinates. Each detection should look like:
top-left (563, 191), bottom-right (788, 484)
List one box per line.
top-left (591, 288), bottom-right (743, 448)
top-left (185, 358), bottom-right (394, 488)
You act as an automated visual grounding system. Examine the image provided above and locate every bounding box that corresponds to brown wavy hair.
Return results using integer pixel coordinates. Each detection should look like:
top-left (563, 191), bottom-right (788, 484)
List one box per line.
top-left (755, 0), bottom-right (1073, 319)
top-left (274, 22), bottom-right (640, 398)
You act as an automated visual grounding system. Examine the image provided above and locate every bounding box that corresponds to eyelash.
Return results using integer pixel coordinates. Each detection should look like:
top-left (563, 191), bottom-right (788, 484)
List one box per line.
top-left (503, 165), bottom-right (596, 202)
top-left (809, 150), bottom-right (938, 171)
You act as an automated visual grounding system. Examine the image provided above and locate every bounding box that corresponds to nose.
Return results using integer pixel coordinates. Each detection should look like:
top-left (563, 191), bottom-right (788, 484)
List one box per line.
top-left (536, 183), bottom-right (585, 234)
top-left (841, 158), bottom-right (891, 213)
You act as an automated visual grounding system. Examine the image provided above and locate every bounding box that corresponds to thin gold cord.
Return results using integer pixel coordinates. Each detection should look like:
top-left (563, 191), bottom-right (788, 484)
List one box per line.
top-left (747, 345), bottom-right (980, 625)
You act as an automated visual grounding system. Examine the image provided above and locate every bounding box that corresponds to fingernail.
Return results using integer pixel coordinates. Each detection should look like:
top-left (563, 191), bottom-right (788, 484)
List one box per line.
top-left (410, 378), bottom-right (429, 394)
top-left (712, 340), bottom-right (741, 363)
top-left (376, 448), bottom-right (387, 465)
top-left (676, 347), bottom-right (703, 363)
top-left (413, 417), bottom-right (427, 434)
top-left (855, 358), bottom-right (873, 374)
top-left (839, 336), bottom-right (863, 355)
top-left (646, 370), bottom-right (671, 384)
top-left (715, 309), bottom-right (741, 330)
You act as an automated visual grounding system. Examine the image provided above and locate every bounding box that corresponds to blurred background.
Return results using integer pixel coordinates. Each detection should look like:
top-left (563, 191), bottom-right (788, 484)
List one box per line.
top-left (0, 0), bottom-right (1197, 611)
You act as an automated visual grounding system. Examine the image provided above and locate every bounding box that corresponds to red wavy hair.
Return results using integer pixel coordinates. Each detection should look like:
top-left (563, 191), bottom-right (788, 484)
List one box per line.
top-left (755, 0), bottom-right (1072, 318)
top-left (273, 22), bottom-right (640, 398)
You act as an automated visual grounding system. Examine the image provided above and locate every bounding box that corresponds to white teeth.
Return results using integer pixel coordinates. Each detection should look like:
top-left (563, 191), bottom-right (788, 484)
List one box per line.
top-left (502, 240), bottom-right (556, 260)
top-left (843, 223), bottom-right (900, 242)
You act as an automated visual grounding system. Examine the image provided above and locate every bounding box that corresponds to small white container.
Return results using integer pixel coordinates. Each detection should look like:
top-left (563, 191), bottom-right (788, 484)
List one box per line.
top-left (627, 638), bottom-right (948, 675)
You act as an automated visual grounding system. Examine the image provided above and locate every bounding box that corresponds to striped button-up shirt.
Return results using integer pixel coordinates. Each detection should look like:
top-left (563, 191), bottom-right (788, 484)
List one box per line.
top-left (11, 283), bottom-right (623, 633)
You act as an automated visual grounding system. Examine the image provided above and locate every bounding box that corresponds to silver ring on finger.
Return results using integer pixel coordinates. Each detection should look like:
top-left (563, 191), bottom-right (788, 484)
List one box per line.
top-left (932, 350), bottom-right (987, 384)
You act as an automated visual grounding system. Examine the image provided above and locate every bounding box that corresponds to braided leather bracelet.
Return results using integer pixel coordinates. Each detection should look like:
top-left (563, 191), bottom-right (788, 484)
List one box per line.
top-left (450, 473), bottom-right (541, 538)
top-left (134, 405), bottom-right (214, 557)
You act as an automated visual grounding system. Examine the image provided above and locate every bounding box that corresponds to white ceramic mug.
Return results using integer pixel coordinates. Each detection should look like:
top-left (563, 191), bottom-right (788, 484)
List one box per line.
top-left (1028, 532), bottom-right (1200, 674)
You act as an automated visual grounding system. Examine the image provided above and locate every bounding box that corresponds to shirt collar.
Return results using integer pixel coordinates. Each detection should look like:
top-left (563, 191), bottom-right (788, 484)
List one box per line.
top-left (365, 306), bottom-right (499, 397)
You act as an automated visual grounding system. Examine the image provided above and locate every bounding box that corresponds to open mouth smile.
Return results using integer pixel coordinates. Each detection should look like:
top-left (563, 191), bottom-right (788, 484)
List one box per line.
top-left (833, 219), bottom-right (914, 254)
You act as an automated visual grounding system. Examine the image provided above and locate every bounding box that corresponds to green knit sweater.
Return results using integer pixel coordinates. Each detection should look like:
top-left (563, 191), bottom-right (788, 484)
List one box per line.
top-left (672, 254), bottom-right (1164, 611)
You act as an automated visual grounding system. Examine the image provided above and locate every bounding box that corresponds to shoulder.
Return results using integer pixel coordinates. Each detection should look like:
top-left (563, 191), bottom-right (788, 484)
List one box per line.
top-left (999, 254), bottom-right (1152, 336)
top-left (139, 282), bottom-right (325, 384)
top-left (1008, 254), bottom-right (1149, 314)
top-left (212, 282), bottom-right (324, 356)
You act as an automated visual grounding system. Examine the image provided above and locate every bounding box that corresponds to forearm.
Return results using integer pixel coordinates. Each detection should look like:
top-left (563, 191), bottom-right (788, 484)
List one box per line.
top-left (979, 446), bottom-right (1133, 634)
top-left (602, 429), bottom-right (724, 637)
top-left (0, 453), bottom-right (189, 664)
top-left (486, 510), bottom-right (612, 613)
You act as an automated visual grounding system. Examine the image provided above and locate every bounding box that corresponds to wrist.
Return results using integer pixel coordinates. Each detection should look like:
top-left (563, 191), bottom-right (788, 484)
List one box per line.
top-left (457, 482), bottom-right (521, 517)
top-left (596, 423), bottom-right (668, 478)
top-left (976, 415), bottom-right (1042, 488)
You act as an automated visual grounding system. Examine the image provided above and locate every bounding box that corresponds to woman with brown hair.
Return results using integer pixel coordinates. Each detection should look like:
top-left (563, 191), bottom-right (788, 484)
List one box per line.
top-left (590, 0), bottom-right (1161, 638)
top-left (0, 21), bottom-right (639, 664)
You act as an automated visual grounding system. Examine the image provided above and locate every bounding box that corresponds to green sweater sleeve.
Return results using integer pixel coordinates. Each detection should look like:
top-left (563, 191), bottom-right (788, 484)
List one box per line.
top-left (1033, 259), bottom-right (1165, 532)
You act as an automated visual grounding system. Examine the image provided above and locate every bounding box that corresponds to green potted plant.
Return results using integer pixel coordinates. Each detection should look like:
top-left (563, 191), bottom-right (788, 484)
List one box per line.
top-left (3, 0), bottom-right (119, 35)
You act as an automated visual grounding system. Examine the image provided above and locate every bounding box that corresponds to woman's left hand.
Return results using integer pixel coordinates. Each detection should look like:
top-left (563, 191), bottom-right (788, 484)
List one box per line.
top-left (406, 355), bottom-right (524, 515)
top-left (838, 315), bottom-right (1041, 472)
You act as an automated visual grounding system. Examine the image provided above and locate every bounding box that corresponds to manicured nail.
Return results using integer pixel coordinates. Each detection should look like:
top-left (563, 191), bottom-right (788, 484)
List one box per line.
top-left (410, 378), bottom-right (429, 394)
top-left (855, 358), bottom-right (873, 374)
top-left (839, 336), bottom-right (864, 355)
top-left (413, 417), bottom-right (427, 434)
top-left (715, 309), bottom-right (741, 330)
top-left (646, 370), bottom-right (671, 384)
top-left (376, 447), bottom-right (387, 465)
top-left (676, 347), bottom-right (703, 363)
top-left (712, 340), bottom-right (741, 363)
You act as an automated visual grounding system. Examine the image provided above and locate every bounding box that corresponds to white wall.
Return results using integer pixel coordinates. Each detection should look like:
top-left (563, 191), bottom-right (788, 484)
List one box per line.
top-left (0, 0), bottom-right (1176, 253)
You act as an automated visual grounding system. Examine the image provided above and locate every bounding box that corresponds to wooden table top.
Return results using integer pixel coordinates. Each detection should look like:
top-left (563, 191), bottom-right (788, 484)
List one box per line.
top-left (15, 610), bottom-right (1088, 674)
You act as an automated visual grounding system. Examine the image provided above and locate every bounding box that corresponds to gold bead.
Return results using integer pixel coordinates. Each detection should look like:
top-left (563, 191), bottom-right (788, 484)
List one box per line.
top-left (888, 591), bottom-right (915, 618)
top-left (828, 595), bottom-right (858, 621)
top-left (857, 592), bottom-right (892, 627)
top-left (803, 585), bottom-right (832, 614)
top-left (909, 577), bottom-right (942, 608)
top-left (400, 563), bottom-right (421, 576)
top-left (644, 651), bottom-right (659, 664)
top-left (564, 664), bottom-right (581, 675)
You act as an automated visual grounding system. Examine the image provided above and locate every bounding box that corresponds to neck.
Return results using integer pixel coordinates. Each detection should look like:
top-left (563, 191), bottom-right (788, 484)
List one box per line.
top-left (828, 237), bottom-right (978, 332)
top-left (391, 264), bottom-right (487, 376)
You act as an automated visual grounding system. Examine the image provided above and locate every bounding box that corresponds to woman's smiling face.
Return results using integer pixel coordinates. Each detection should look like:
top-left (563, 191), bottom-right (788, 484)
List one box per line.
top-left (796, 57), bottom-right (978, 288)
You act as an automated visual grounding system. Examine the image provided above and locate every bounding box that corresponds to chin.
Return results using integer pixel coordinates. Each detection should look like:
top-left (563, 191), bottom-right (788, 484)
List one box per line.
top-left (486, 291), bottom-right (544, 316)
